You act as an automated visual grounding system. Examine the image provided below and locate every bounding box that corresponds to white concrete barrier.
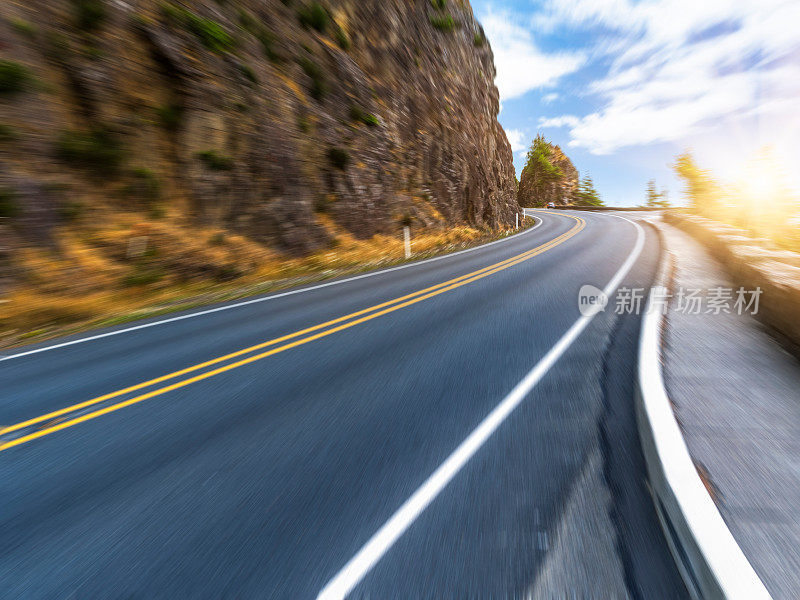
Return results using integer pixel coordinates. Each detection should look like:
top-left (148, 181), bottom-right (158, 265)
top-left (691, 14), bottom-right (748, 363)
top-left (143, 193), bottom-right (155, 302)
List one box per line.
top-left (636, 223), bottom-right (770, 600)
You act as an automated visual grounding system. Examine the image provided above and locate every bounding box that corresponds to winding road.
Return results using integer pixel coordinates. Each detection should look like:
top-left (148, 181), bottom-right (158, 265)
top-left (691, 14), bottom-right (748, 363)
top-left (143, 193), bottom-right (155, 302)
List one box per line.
top-left (0, 210), bottom-right (687, 598)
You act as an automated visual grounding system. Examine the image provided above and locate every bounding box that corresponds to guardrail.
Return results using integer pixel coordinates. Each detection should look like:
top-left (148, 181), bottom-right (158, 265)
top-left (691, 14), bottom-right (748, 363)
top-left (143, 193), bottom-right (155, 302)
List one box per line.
top-left (635, 223), bottom-right (771, 600)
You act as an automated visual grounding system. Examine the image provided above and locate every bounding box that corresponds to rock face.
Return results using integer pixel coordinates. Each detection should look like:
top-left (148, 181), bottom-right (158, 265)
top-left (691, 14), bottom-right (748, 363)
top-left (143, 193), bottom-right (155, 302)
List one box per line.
top-left (549, 146), bottom-right (579, 205)
top-left (517, 142), bottom-right (578, 207)
top-left (0, 0), bottom-right (517, 256)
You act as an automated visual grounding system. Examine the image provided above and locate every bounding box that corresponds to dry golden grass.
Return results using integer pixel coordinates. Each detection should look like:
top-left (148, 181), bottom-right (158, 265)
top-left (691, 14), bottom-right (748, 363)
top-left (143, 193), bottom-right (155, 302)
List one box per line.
top-left (1, 213), bottom-right (529, 347)
top-left (1, 291), bottom-right (130, 332)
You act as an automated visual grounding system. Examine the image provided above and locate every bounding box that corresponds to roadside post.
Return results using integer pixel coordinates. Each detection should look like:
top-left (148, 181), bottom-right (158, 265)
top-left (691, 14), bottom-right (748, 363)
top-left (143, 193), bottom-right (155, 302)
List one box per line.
top-left (403, 226), bottom-right (411, 259)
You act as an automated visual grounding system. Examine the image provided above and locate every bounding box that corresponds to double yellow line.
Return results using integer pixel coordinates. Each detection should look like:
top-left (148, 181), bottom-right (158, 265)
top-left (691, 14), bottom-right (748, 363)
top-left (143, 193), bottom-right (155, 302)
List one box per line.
top-left (0, 214), bottom-right (584, 451)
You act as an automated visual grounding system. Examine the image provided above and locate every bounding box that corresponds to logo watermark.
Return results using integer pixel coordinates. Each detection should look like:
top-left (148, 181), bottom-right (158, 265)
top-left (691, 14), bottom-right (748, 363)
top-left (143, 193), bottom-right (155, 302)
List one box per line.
top-left (578, 284), bottom-right (608, 316)
top-left (578, 285), bottom-right (762, 316)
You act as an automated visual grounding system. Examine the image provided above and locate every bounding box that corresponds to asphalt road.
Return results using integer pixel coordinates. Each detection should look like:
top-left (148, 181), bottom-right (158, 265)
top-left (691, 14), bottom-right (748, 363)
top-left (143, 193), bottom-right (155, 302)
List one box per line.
top-left (0, 210), bottom-right (687, 599)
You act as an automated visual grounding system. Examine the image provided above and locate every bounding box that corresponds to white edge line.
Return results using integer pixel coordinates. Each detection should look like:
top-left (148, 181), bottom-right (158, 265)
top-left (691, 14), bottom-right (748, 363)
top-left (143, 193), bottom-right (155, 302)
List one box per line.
top-left (0, 218), bottom-right (542, 362)
top-left (316, 214), bottom-right (645, 600)
top-left (637, 226), bottom-right (770, 598)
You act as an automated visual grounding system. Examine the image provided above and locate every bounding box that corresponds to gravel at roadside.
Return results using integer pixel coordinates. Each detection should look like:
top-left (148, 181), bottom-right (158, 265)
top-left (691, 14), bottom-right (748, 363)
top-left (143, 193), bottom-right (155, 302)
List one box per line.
top-left (660, 222), bottom-right (800, 598)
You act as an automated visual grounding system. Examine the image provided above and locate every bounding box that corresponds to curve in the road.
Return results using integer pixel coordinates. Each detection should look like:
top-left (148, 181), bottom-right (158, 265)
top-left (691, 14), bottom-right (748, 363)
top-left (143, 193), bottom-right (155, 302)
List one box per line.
top-left (1, 215), bottom-right (584, 452)
top-left (0, 215), bottom-right (546, 363)
top-left (317, 214), bottom-right (644, 600)
top-left (1, 210), bottom-right (687, 599)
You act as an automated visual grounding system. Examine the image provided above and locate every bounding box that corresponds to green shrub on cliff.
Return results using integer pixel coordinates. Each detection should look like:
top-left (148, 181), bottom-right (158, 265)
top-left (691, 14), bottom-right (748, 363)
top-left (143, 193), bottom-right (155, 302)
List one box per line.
top-left (196, 149), bottom-right (234, 171)
top-left (56, 127), bottom-right (124, 174)
top-left (349, 105), bottom-right (379, 127)
top-left (0, 123), bottom-right (18, 142)
top-left (73, 0), bottom-right (108, 32)
top-left (9, 18), bottom-right (37, 38)
top-left (256, 30), bottom-right (283, 62)
top-left (239, 63), bottom-right (258, 83)
top-left (334, 27), bottom-right (350, 50)
top-left (429, 14), bottom-right (455, 31)
top-left (0, 60), bottom-right (32, 95)
top-left (237, 8), bottom-right (258, 33)
top-left (298, 3), bottom-right (328, 32)
top-left (161, 3), bottom-right (236, 53)
top-left (0, 187), bottom-right (19, 218)
top-left (155, 103), bottom-right (183, 131)
top-left (188, 15), bottom-right (236, 52)
top-left (236, 9), bottom-right (283, 62)
top-left (299, 56), bottom-right (327, 100)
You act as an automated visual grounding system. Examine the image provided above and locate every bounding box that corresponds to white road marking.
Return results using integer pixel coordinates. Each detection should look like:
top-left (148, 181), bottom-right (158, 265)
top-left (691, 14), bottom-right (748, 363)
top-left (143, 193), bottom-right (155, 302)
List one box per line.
top-left (0, 219), bottom-right (542, 362)
top-left (317, 214), bottom-right (645, 600)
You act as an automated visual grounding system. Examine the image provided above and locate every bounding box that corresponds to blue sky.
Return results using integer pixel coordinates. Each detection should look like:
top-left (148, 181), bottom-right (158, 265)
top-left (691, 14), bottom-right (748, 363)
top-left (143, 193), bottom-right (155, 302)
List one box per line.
top-left (470, 0), bottom-right (800, 206)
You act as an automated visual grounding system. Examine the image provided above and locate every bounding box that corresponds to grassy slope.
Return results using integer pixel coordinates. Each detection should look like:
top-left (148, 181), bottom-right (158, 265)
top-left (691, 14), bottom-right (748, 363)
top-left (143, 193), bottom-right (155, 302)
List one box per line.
top-left (1, 216), bottom-right (537, 350)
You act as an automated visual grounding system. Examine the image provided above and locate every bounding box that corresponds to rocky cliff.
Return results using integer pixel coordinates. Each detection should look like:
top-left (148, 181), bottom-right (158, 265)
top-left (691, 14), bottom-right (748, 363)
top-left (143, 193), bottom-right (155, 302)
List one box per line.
top-left (0, 0), bottom-right (516, 259)
top-left (0, 0), bottom-right (519, 324)
top-left (517, 137), bottom-right (578, 207)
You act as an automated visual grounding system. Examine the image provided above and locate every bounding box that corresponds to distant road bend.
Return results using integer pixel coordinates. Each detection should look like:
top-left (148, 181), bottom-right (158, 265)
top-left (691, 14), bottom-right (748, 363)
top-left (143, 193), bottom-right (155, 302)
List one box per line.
top-left (0, 210), bottom-right (687, 598)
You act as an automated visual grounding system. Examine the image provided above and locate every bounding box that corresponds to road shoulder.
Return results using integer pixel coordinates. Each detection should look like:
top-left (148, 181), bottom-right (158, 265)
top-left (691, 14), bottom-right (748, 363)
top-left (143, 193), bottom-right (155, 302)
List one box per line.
top-left (639, 219), bottom-right (800, 598)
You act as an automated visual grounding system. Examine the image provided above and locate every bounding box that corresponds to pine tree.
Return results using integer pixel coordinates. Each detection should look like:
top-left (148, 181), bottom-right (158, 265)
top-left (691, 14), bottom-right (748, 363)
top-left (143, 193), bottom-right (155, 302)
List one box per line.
top-left (646, 179), bottom-right (659, 207)
top-left (645, 179), bottom-right (671, 207)
top-left (519, 134), bottom-right (563, 206)
top-left (575, 174), bottom-right (603, 206)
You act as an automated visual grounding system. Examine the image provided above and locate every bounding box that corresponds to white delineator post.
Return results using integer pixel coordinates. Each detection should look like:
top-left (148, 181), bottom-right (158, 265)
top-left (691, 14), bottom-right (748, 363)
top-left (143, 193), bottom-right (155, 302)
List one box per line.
top-left (516, 213), bottom-right (519, 229)
top-left (403, 226), bottom-right (411, 259)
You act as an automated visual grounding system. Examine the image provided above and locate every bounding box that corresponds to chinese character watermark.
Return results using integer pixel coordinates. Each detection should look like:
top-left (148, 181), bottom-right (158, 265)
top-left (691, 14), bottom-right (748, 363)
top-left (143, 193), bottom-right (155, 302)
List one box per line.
top-left (733, 286), bottom-right (762, 316)
top-left (615, 287), bottom-right (644, 315)
top-left (577, 285), bottom-right (762, 316)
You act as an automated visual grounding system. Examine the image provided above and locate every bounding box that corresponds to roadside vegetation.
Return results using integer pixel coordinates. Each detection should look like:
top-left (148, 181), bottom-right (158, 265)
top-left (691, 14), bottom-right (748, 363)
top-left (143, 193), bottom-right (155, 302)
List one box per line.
top-left (0, 0), bottom-right (522, 350)
top-left (0, 60), bottom-right (33, 95)
top-left (644, 179), bottom-right (671, 207)
top-left (519, 134), bottom-right (602, 207)
top-left (574, 174), bottom-right (602, 206)
top-left (0, 216), bottom-right (536, 348)
top-left (672, 150), bottom-right (800, 251)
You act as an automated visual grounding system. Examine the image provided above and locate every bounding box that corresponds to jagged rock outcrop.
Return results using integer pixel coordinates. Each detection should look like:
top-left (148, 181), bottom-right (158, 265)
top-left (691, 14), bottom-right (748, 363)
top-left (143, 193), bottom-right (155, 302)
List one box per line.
top-left (548, 146), bottom-right (579, 205)
top-left (0, 0), bottom-right (517, 258)
top-left (517, 138), bottom-right (578, 207)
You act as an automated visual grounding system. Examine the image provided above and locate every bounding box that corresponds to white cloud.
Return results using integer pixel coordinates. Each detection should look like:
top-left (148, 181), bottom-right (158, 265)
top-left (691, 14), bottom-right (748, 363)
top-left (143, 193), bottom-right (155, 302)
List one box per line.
top-left (531, 0), bottom-right (634, 34)
top-left (505, 128), bottom-right (528, 154)
top-left (538, 115), bottom-right (580, 129)
top-left (541, 93), bottom-right (560, 105)
top-left (528, 0), bottom-right (800, 154)
top-left (479, 9), bottom-right (584, 101)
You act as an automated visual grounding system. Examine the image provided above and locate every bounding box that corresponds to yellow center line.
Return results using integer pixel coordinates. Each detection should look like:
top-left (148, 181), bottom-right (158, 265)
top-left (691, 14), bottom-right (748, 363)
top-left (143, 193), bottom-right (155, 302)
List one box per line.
top-left (0, 215), bottom-right (584, 451)
top-left (0, 220), bottom-right (577, 437)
